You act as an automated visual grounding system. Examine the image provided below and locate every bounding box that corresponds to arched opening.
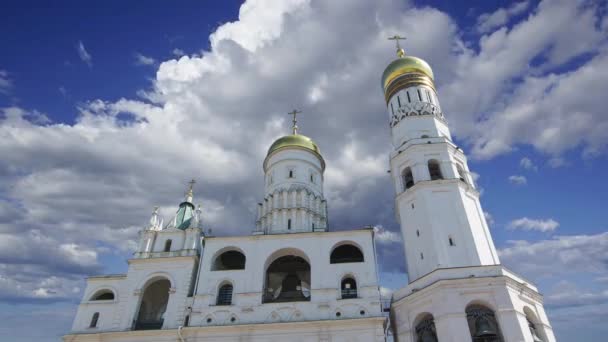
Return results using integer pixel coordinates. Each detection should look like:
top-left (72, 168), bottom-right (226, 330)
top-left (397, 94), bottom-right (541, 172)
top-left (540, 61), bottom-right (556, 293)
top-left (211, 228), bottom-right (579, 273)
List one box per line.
top-left (164, 239), bottom-right (172, 252)
top-left (264, 255), bottom-right (310, 303)
top-left (216, 283), bottom-right (233, 305)
top-left (212, 250), bottom-right (246, 270)
top-left (134, 278), bottom-right (171, 330)
top-left (414, 313), bottom-right (438, 342)
top-left (524, 307), bottom-right (545, 342)
top-left (466, 304), bottom-right (504, 342)
top-left (457, 164), bottom-right (468, 184)
top-left (402, 167), bottom-right (414, 190)
top-left (90, 289), bottom-right (114, 301)
top-left (89, 312), bottom-right (99, 328)
top-left (330, 244), bottom-right (364, 264)
top-left (428, 159), bottom-right (443, 180)
top-left (341, 277), bottom-right (357, 299)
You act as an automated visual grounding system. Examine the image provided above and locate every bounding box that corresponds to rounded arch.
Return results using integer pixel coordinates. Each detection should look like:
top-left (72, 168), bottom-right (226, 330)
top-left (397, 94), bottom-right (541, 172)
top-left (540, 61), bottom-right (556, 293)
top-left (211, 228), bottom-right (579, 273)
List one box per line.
top-left (340, 274), bottom-right (357, 299)
top-left (465, 302), bottom-right (504, 342)
top-left (524, 306), bottom-right (546, 341)
top-left (134, 276), bottom-right (172, 330)
top-left (263, 248), bottom-right (311, 304)
top-left (413, 312), bottom-right (438, 342)
top-left (211, 247), bottom-right (246, 271)
top-left (137, 272), bottom-right (176, 291)
top-left (330, 241), bottom-right (364, 263)
top-left (89, 288), bottom-right (116, 301)
top-left (402, 166), bottom-right (414, 190)
top-left (216, 281), bottom-right (234, 306)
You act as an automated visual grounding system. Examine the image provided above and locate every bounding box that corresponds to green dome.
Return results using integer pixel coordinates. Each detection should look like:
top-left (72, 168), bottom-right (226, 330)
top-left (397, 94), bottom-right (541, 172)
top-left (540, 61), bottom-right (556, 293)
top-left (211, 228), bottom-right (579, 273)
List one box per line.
top-left (381, 55), bottom-right (434, 90)
top-left (267, 134), bottom-right (321, 156)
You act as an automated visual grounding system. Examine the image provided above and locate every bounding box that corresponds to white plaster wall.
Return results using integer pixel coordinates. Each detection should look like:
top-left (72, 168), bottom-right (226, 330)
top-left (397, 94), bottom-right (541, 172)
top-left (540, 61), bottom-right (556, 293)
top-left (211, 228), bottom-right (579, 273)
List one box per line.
top-left (192, 229), bottom-right (382, 327)
top-left (71, 277), bottom-right (125, 332)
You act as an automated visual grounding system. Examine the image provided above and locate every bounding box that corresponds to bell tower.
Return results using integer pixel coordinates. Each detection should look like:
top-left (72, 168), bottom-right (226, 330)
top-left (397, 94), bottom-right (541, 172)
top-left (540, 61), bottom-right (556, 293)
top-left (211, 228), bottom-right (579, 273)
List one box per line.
top-left (381, 37), bottom-right (556, 342)
top-left (383, 36), bottom-right (499, 282)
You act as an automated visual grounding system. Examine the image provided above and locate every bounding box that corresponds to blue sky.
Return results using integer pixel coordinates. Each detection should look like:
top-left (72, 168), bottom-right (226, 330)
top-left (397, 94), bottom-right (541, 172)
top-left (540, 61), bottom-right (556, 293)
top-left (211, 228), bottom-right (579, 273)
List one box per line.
top-left (1, 0), bottom-right (607, 341)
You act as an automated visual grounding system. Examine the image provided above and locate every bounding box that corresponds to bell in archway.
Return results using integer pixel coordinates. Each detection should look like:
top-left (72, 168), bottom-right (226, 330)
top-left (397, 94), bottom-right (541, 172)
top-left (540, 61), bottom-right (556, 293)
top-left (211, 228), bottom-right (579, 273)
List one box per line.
top-left (528, 319), bottom-right (543, 342)
top-left (420, 330), bottom-right (438, 342)
top-left (474, 316), bottom-right (497, 337)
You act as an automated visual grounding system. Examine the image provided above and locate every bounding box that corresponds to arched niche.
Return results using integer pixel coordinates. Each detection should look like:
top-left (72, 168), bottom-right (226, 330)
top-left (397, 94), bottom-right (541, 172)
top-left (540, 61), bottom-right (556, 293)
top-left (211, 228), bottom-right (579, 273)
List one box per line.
top-left (413, 312), bottom-right (438, 342)
top-left (263, 248), bottom-right (311, 303)
top-left (465, 303), bottom-right (504, 342)
top-left (330, 242), bottom-right (364, 263)
top-left (212, 248), bottom-right (246, 271)
top-left (89, 289), bottom-right (115, 301)
top-left (134, 277), bottom-right (171, 330)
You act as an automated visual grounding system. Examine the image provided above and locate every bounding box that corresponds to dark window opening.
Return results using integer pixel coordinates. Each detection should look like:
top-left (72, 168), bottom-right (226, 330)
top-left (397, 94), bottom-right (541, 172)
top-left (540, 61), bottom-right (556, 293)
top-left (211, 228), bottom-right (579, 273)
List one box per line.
top-left (164, 240), bottom-right (172, 252)
top-left (206, 318), bottom-right (212, 323)
top-left (449, 237), bottom-right (455, 246)
top-left (402, 167), bottom-right (414, 190)
top-left (417, 89), bottom-right (422, 101)
top-left (184, 315), bottom-right (190, 327)
top-left (341, 277), bottom-right (357, 299)
top-left (390, 103), bottom-right (395, 115)
top-left (263, 255), bottom-right (311, 303)
top-left (416, 230), bottom-right (420, 237)
top-left (412, 203), bottom-right (415, 209)
top-left (216, 284), bottom-right (233, 305)
top-left (135, 278), bottom-right (170, 330)
top-left (212, 250), bottom-right (246, 270)
top-left (288, 170), bottom-right (294, 178)
top-left (287, 219), bottom-right (292, 230)
top-left (336, 312), bottom-right (341, 317)
top-left (415, 314), bottom-right (438, 342)
top-left (90, 312), bottom-right (99, 328)
top-left (466, 305), bottom-right (504, 342)
top-left (91, 290), bottom-right (114, 301)
top-left (312, 223), bottom-right (315, 229)
top-left (407, 91), bottom-right (411, 103)
top-left (428, 160), bottom-right (443, 180)
top-left (330, 244), bottom-right (364, 264)
top-left (420, 253), bottom-right (424, 260)
top-left (397, 95), bottom-right (402, 107)
top-left (360, 310), bottom-right (365, 315)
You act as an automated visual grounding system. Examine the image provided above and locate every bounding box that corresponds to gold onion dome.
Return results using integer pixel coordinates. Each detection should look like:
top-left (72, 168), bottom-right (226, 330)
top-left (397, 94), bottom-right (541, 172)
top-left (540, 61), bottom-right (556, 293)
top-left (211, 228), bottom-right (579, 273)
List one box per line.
top-left (265, 133), bottom-right (325, 171)
top-left (267, 134), bottom-right (321, 156)
top-left (381, 49), bottom-right (434, 91)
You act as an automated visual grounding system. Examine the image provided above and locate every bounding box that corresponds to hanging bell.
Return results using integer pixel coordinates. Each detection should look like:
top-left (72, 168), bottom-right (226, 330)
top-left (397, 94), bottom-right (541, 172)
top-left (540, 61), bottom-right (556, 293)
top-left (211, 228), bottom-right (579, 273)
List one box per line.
top-left (474, 317), bottom-right (497, 337)
top-left (528, 318), bottom-right (543, 341)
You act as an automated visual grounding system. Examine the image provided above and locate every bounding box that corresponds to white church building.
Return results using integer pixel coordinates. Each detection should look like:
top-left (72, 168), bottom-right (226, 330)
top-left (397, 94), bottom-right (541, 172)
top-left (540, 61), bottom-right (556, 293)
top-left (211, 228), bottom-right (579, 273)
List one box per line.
top-left (64, 42), bottom-right (556, 342)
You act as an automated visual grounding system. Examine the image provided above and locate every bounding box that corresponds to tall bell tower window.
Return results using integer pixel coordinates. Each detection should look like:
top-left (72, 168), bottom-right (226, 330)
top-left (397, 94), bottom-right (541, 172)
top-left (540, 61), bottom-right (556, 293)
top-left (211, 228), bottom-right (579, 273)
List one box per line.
top-left (402, 167), bottom-right (414, 190)
top-left (287, 219), bottom-right (292, 230)
top-left (164, 240), bottom-right (172, 252)
top-left (428, 160), bottom-right (443, 180)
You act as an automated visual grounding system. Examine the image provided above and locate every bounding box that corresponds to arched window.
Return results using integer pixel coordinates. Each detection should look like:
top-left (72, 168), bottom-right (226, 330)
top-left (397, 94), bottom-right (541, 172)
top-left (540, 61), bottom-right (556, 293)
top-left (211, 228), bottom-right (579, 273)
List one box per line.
top-left (216, 284), bottom-right (233, 305)
top-left (330, 244), bottom-right (364, 264)
top-left (466, 304), bottom-right (504, 342)
top-left (264, 254), bottom-right (311, 303)
top-left (457, 164), bottom-right (468, 184)
top-left (428, 159), bottom-right (443, 180)
top-left (402, 167), bottom-right (414, 190)
top-left (164, 239), bottom-right (172, 252)
top-left (89, 312), bottom-right (99, 328)
top-left (524, 307), bottom-right (545, 342)
top-left (90, 289), bottom-right (114, 301)
top-left (135, 278), bottom-right (170, 330)
top-left (415, 314), bottom-right (438, 342)
top-left (341, 277), bottom-right (357, 299)
top-left (212, 250), bottom-right (246, 271)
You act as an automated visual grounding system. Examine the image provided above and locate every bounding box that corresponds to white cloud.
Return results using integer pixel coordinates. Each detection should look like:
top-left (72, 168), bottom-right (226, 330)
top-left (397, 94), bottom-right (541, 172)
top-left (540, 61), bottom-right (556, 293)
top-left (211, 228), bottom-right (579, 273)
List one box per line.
top-left (134, 53), bottom-right (155, 66)
top-left (508, 217), bottom-right (559, 232)
top-left (519, 156), bottom-right (538, 171)
top-left (476, 1), bottom-right (530, 34)
top-left (484, 211), bottom-right (495, 226)
top-left (0, 70), bottom-right (12, 94)
top-left (508, 175), bottom-right (527, 185)
top-left (77, 41), bottom-right (92, 67)
top-left (172, 48), bottom-right (185, 56)
top-left (373, 225), bottom-right (402, 244)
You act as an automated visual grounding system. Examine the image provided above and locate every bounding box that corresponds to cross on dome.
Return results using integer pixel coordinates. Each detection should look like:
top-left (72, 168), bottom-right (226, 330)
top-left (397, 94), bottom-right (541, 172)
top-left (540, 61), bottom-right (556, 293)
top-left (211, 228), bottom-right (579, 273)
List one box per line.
top-left (287, 109), bottom-right (302, 134)
top-left (388, 35), bottom-right (406, 58)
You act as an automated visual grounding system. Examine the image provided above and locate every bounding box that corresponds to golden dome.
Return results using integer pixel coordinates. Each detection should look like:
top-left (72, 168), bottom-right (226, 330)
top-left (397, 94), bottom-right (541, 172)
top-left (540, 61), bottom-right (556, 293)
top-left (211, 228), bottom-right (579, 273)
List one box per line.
top-left (381, 55), bottom-right (434, 91)
top-left (265, 134), bottom-right (325, 170)
top-left (267, 134), bottom-right (321, 156)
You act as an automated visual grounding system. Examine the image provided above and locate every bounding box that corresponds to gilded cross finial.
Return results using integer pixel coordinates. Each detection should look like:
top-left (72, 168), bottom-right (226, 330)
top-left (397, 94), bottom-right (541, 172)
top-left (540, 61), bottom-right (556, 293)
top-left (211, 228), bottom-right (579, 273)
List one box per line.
top-left (388, 35), bottom-right (406, 58)
top-left (186, 179), bottom-right (195, 201)
top-left (287, 109), bottom-right (302, 135)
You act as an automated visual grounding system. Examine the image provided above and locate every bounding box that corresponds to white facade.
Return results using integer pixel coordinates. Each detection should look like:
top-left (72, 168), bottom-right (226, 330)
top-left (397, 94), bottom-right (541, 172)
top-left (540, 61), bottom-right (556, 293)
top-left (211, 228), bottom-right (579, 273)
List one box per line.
top-left (65, 46), bottom-right (557, 342)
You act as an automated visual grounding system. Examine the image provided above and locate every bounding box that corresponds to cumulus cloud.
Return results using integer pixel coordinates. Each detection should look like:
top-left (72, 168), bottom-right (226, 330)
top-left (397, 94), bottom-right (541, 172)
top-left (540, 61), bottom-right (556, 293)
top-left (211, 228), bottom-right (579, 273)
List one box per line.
top-left (76, 41), bottom-right (92, 67)
top-left (519, 157), bottom-right (537, 171)
top-left (134, 53), bottom-right (155, 66)
top-left (476, 1), bottom-right (530, 34)
top-left (508, 175), bottom-right (527, 185)
top-left (0, 0), bottom-right (605, 313)
top-left (508, 217), bottom-right (559, 232)
top-left (0, 70), bottom-right (12, 94)
top-left (172, 48), bottom-right (185, 57)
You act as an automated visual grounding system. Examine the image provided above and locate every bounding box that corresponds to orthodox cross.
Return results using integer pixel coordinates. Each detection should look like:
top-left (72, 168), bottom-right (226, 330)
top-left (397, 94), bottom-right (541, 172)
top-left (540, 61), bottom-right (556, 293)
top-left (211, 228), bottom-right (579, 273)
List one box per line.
top-left (388, 35), bottom-right (406, 57)
top-left (186, 179), bottom-right (196, 197)
top-left (288, 109), bottom-right (302, 134)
